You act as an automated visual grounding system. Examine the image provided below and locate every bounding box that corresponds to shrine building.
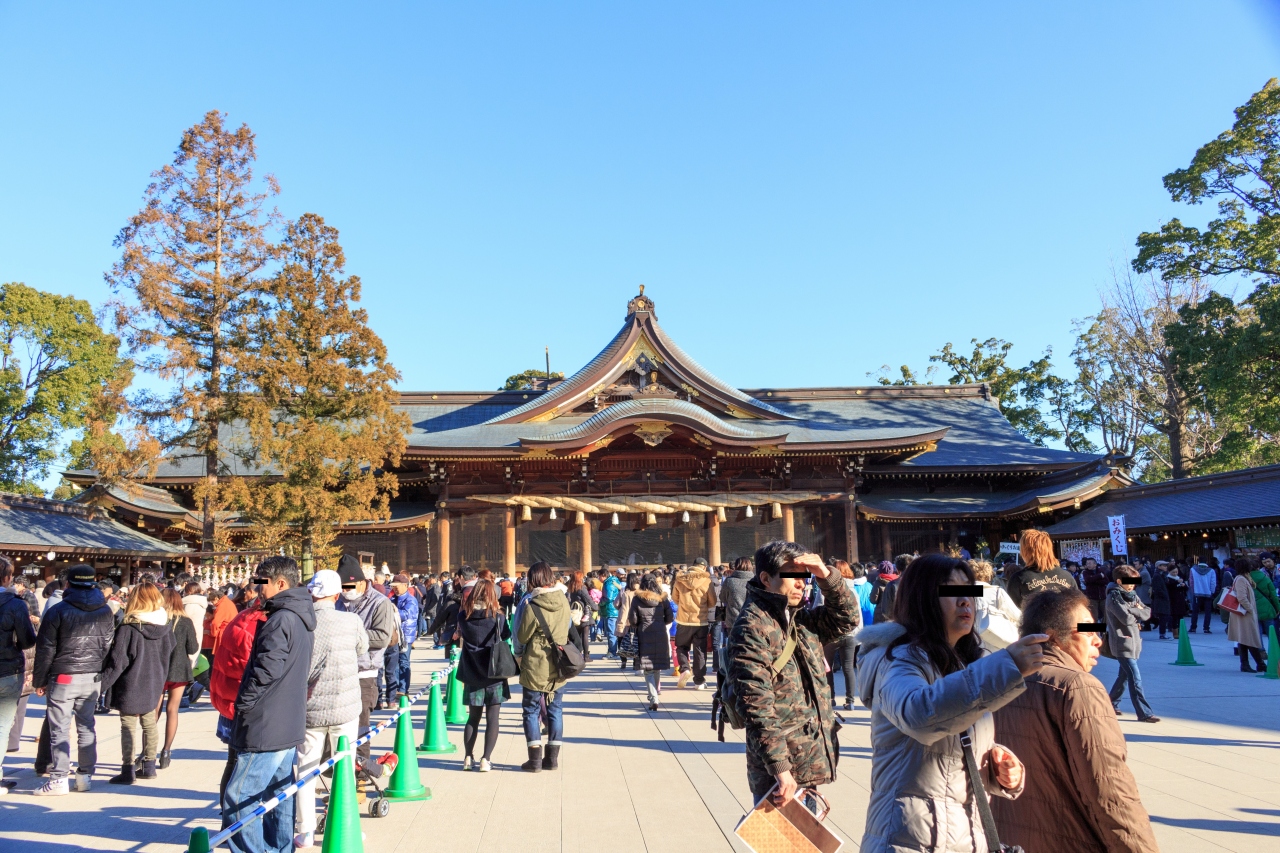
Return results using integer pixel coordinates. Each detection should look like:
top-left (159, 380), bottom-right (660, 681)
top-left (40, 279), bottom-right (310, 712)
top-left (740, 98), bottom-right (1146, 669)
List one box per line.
top-left (70, 288), bottom-right (1131, 575)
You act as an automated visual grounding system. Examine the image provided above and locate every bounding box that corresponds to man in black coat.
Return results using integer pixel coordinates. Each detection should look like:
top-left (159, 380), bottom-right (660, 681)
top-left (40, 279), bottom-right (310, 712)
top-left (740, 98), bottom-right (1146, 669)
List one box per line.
top-left (30, 564), bottom-right (114, 796)
top-left (222, 557), bottom-right (315, 853)
top-left (0, 556), bottom-right (37, 793)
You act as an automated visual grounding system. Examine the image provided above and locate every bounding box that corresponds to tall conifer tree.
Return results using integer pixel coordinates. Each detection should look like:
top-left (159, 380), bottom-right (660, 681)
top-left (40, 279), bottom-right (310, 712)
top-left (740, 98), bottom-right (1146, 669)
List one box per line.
top-left (106, 111), bottom-right (277, 550)
top-left (229, 213), bottom-right (407, 576)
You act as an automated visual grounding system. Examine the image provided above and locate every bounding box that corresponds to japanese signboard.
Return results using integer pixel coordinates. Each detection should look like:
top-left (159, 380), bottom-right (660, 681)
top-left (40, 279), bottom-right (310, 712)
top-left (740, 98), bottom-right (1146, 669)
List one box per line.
top-left (1108, 515), bottom-right (1128, 556)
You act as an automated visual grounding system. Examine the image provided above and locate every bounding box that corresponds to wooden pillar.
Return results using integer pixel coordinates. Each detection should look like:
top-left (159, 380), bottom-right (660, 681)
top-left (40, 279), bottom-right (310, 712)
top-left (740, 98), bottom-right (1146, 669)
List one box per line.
top-left (579, 516), bottom-right (592, 573)
top-left (122, 560), bottom-right (132, 586)
top-left (782, 505), bottom-right (795, 543)
top-left (504, 508), bottom-right (517, 575)
top-left (398, 535), bottom-right (408, 574)
top-left (707, 511), bottom-right (721, 567)
top-left (437, 511), bottom-right (451, 575)
top-left (881, 524), bottom-right (892, 562)
top-left (845, 498), bottom-right (860, 563)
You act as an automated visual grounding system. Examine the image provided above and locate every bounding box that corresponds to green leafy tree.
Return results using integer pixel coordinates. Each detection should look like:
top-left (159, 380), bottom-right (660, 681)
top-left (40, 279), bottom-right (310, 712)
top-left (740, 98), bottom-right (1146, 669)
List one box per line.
top-left (502, 369), bottom-right (564, 390)
top-left (0, 283), bottom-right (125, 493)
top-left (929, 338), bottom-right (1063, 446)
top-left (227, 214), bottom-right (408, 577)
top-left (1136, 79), bottom-right (1280, 471)
top-left (105, 110), bottom-right (278, 550)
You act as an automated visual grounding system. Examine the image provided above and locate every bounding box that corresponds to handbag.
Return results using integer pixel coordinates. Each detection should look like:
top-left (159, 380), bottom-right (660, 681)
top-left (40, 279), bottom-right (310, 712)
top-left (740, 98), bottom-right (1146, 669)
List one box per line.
top-left (959, 729), bottom-right (1025, 853)
top-left (488, 634), bottom-right (520, 680)
top-left (530, 599), bottom-right (586, 681)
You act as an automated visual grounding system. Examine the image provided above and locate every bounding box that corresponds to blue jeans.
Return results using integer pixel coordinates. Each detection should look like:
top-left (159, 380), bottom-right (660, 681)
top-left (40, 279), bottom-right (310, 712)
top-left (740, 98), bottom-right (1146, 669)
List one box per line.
top-left (222, 747), bottom-right (297, 853)
top-left (1191, 595), bottom-right (1215, 631)
top-left (604, 616), bottom-right (619, 655)
top-left (1109, 657), bottom-right (1154, 720)
top-left (0, 673), bottom-right (21, 777)
top-left (521, 689), bottom-right (563, 747)
top-left (397, 646), bottom-right (412, 695)
top-left (1259, 617), bottom-right (1279, 653)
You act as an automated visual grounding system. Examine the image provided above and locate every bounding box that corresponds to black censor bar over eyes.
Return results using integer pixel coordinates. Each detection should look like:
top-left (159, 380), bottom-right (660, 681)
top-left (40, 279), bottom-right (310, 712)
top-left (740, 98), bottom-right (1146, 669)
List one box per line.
top-left (938, 585), bottom-right (983, 597)
top-left (1076, 622), bottom-right (1108, 633)
top-left (779, 572), bottom-right (812, 579)
top-left (1118, 577), bottom-right (1141, 586)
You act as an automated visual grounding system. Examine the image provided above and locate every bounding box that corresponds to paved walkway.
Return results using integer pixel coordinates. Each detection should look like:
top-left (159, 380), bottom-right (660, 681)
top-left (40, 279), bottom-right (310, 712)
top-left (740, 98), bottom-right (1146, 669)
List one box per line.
top-left (0, 630), bottom-right (1277, 852)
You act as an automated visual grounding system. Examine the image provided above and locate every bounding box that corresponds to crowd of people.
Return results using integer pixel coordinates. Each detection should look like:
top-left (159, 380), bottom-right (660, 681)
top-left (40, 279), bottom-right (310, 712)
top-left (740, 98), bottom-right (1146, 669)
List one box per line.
top-left (1, 530), bottom-right (1274, 852)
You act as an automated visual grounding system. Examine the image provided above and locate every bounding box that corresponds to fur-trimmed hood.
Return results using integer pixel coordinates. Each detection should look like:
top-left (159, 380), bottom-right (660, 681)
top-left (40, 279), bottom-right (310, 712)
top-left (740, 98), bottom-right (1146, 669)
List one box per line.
top-left (633, 589), bottom-right (665, 605)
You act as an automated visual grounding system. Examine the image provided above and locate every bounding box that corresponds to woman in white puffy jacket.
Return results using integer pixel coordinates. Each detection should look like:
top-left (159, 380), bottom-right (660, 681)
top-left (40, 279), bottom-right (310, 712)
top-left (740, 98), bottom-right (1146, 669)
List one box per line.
top-left (854, 555), bottom-right (1048, 853)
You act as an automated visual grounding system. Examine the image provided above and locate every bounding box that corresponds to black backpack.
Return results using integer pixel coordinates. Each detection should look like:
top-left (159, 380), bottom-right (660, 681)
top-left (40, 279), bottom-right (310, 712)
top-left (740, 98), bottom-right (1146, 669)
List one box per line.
top-left (712, 620), bottom-right (798, 742)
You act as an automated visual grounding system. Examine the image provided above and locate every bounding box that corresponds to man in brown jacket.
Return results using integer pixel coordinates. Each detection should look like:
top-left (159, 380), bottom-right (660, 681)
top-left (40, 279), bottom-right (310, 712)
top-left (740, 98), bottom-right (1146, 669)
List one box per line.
top-left (671, 562), bottom-right (717, 689)
top-left (991, 587), bottom-right (1159, 853)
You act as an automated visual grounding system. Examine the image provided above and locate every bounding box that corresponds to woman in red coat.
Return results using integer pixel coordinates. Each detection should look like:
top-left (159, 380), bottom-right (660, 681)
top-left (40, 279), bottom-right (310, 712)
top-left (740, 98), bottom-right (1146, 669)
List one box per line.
top-left (209, 596), bottom-right (267, 800)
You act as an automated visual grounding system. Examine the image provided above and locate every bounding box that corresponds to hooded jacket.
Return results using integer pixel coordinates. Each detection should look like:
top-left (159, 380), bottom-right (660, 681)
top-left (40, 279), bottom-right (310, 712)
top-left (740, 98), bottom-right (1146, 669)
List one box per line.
top-left (855, 622), bottom-right (1026, 853)
top-left (1105, 584), bottom-right (1150, 659)
top-left (31, 585), bottom-right (115, 688)
top-left (1250, 569), bottom-right (1280, 621)
top-left (671, 569), bottom-right (717, 626)
top-left (628, 589), bottom-right (673, 671)
top-left (182, 593), bottom-right (208, 655)
top-left (0, 588), bottom-right (37, 680)
top-left (1189, 564), bottom-right (1219, 598)
top-left (307, 599), bottom-right (369, 728)
top-left (100, 608), bottom-right (176, 715)
top-left (719, 569), bottom-right (755, 628)
top-left (232, 586), bottom-right (316, 753)
top-left (1005, 566), bottom-right (1078, 610)
top-left (516, 587), bottom-right (571, 694)
top-left (338, 585), bottom-right (399, 674)
top-left (726, 572), bottom-right (857, 792)
top-left (991, 645), bottom-right (1159, 853)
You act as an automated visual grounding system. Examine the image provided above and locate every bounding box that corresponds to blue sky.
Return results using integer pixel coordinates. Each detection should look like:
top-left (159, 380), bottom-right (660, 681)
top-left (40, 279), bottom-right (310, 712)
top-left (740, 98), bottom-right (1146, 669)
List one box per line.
top-left (2, 1), bottom-right (1278, 396)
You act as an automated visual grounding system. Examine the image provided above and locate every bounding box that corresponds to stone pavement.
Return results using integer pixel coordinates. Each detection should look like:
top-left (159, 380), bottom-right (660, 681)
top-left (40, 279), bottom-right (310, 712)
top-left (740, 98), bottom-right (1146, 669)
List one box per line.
top-left (0, 629), bottom-right (1277, 852)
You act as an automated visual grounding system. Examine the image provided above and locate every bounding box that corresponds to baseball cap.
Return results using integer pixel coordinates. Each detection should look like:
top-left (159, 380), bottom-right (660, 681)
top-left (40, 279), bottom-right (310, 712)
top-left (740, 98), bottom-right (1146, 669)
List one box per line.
top-left (67, 564), bottom-right (96, 586)
top-left (393, 573), bottom-right (411, 585)
top-left (308, 569), bottom-right (342, 598)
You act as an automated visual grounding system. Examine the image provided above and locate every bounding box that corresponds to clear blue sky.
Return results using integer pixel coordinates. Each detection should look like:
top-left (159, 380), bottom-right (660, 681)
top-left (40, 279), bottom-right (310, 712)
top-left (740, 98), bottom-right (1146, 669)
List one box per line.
top-left (2, 1), bottom-right (1278, 394)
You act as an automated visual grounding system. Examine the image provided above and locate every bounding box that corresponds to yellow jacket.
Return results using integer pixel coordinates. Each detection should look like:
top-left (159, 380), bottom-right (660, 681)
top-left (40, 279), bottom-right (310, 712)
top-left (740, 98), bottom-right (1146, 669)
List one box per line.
top-left (671, 569), bottom-right (717, 626)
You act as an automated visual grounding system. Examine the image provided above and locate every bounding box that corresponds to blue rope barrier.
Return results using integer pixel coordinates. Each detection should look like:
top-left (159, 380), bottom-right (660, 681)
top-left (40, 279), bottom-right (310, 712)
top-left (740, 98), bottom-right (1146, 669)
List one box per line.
top-left (207, 661), bottom-right (454, 848)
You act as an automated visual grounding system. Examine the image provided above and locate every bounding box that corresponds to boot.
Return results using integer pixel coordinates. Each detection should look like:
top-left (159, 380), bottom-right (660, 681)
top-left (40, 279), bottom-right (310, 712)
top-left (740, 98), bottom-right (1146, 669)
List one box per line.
top-left (543, 744), bottom-right (560, 771)
top-left (1240, 647), bottom-right (1258, 673)
top-left (157, 750), bottom-right (171, 770)
top-left (109, 763), bottom-right (136, 785)
top-left (521, 745), bottom-right (543, 773)
top-left (136, 759), bottom-right (157, 780)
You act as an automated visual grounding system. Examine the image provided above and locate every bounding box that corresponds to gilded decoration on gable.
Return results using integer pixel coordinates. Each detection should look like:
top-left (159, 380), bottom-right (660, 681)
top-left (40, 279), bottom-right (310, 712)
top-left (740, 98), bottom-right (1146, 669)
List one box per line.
top-left (633, 422), bottom-right (674, 447)
top-left (725, 404), bottom-right (760, 420)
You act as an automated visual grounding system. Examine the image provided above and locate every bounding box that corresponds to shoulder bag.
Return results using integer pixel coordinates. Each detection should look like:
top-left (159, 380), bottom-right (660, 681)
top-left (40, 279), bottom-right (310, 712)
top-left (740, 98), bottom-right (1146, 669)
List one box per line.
top-left (530, 599), bottom-right (586, 681)
top-left (487, 617), bottom-right (520, 680)
top-left (959, 729), bottom-right (1025, 853)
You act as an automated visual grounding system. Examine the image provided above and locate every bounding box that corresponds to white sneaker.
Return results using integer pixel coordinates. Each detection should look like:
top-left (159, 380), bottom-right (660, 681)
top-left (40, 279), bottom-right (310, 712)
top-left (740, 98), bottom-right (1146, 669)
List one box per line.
top-left (677, 671), bottom-right (690, 689)
top-left (33, 777), bottom-right (69, 796)
top-left (694, 683), bottom-right (709, 691)
top-left (478, 759), bottom-right (491, 773)
top-left (0, 785), bottom-right (8, 796)
top-left (75, 773), bottom-right (91, 792)
top-left (462, 756), bottom-right (474, 771)
top-left (293, 831), bottom-right (315, 849)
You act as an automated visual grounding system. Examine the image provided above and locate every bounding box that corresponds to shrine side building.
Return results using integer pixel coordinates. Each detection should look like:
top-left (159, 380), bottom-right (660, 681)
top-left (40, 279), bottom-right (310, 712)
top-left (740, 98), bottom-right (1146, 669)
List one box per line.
top-left (69, 290), bottom-right (1131, 575)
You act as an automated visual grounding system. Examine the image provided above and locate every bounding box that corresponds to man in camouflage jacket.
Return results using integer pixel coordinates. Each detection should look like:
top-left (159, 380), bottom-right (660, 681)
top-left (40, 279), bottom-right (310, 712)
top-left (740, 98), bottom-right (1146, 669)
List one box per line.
top-left (727, 541), bottom-right (859, 805)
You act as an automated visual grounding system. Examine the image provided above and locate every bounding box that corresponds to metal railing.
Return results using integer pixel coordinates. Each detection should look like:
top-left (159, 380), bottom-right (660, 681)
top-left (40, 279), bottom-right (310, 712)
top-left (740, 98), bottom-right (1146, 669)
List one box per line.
top-left (207, 661), bottom-right (454, 849)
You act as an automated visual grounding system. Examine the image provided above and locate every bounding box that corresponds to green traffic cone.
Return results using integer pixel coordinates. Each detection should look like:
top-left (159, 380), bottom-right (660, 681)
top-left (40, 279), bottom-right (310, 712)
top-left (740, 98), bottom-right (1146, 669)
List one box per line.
top-left (321, 736), bottom-right (363, 853)
top-left (1170, 617), bottom-right (1204, 666)
top-left (383, 696), bottom-right (432, 801)
top-left (445, 658), bottom-right (468, 725)
top-left (186, 827), bottom-right (211, 853)
top-left (1259, 625), bottom-right (1280, 680)
top-left (417, 682), bottom-right (457, 754)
